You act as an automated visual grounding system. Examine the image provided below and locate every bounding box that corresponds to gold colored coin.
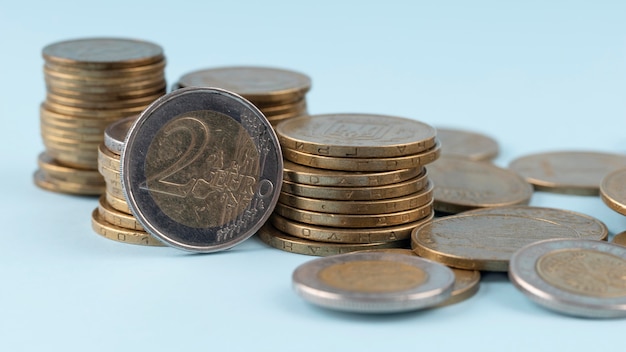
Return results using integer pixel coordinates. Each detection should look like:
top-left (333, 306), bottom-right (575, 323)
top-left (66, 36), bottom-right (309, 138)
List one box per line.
top-left (40, 124), bottom-right (104, 142)
top-left (98, 163), bottom-right (120, 182)
top-left (258, 99), bottom-right (306, 116)
top-left (45, 91), bottom-right (163, 110)
top-left (40, 104), bottom-right (119, 127)
top-left (44, 67), bottom-right (166, 85)
top-left (270, 212), bottom-right (433, 243)
top-left (428, 156), bottom-right (533, 213)
top-left (44, 60), bottom-right (166, 78)
top-left (105, 178), bottom-right (124, 199)
top-left (98, 143), bottom-right (121, 170)
top-left (46, 83), bottom-right (166, 100)
top-left (43, 101), bottom-right (147, 119)
top-left (105, 191), bottom-right (131, 214)
top-left (45, 148), bottom-right (98, 170)
top-left (274, 200), bottom-right (433, 228)
top-left (509, 151), bottom-right (626, 196)
top-left (256, 222), bottom-right (407, 256)
top-left (275, 114), bottom-right (437, 158)
top-left (613, 231), bottom-right (626, 247)
top-left (600, 168), bottom-right (626, 216)
top-left (283, 160), bottom-right (422, 187)
top-left (33, 169), bottom-right (103, 195)
top-left (281, 171), bottom-right (428, 200)
top-left (283, 142), bottom-right (440, 172)
top-left (435, 127), bottom-right (499, 161)
top-left (278, 181), bottom-right (433, 215)
top-left (411, 214), bottom-right (582, 271)
top-left (37, 152), bottom-right (104, 184)
top-left (97, 195), bottom-right (143, 230)
top-left (91, 209), bottom-right (164, 246)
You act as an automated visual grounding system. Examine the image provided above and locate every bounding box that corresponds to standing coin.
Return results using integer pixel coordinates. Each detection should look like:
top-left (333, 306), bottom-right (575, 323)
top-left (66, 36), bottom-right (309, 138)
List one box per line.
top-left (122, 87), bottom-right (283, 252)
top-left (435, 127), bottom-right (499, 161)
top-left (600, 168), bottom-right (626, 216)
top-left (509, 151), bottom-right (626, 195)
top-left (509, 238), bottom-right (626, 318)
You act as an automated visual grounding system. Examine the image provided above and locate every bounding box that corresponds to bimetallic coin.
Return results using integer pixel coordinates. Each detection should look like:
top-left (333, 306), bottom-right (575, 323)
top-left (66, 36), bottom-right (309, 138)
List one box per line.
top-left (91, 209), bottom-right (164, 246)
top-left (275, 114), bottom-right (437, 158)
top-left (122, 87), bottom-right (283, 252)
top-left (104, 116), bottom-right (137, 155)
top-left (292, 251), bottom-right (454, 313)
top-left (462, 205), bottom-right (608, 241)
top-left (613, 231), bottom-right (626, 247)
top-left (435, 127), bottom-right (499, 161)
top-left (412, 214), bottom-right (582, 271)
top-left (509, 151), bottom-right (626, 196)
top-left (509, 239), bottom-right (626, 318)
top-left (600, 168), bottom-right (626, 216)
top-left (428, 156), bottom-right (533, 213)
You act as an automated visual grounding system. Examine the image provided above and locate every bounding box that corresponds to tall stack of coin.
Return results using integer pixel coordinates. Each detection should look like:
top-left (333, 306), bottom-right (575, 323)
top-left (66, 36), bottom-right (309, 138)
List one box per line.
top-left (35, 37), bottom-right (166, 195)
top-left (258, 113), bottom-right (440, 256)
top-left (92, 116), bottom-right (164, 246)
top-left (173, 66), bottom-right (311, 126)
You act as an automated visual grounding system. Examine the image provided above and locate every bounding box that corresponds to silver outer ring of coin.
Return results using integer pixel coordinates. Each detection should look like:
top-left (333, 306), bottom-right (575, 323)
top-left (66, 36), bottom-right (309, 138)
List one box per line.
top-left (509, 238), bottom-right (626, 318)
top-left (104, 115), bottom-right (137, 155)
top-left (121, 87), bottom-right (283, 252)
top-left (292, 252), bottom-right (454, 313)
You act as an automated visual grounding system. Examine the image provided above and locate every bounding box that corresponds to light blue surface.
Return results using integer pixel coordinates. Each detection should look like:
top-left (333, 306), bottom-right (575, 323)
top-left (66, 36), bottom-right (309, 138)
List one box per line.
top-left (1, 1), bottom-right (626, 351)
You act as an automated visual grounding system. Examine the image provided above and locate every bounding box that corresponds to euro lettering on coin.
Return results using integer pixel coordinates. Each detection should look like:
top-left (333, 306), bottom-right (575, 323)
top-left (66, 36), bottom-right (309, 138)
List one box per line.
top-left (121, 87), bottom-right (283, 252)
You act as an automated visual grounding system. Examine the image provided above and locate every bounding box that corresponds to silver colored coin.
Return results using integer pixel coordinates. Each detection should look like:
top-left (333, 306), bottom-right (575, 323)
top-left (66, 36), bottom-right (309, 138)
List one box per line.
top-left (104, 115), bottom-right (137, 155)
top-left (509, 238), bottom-right (626, 318)
top-left (122, 87), bottom-right (283, 252)
top-left (292, 251), bottom-right (454, 313)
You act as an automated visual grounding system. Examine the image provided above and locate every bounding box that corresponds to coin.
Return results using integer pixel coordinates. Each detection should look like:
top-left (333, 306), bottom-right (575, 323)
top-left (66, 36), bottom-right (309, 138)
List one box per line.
top-left (435, 127), bottom-right (499, 161)
top-left (275, 114), bottom-right (437, 158)
top-left (91, 209), bottom-right (164, 246)
top-left (600, 168), bottom-right (626, 216)
top-left (44, 60), bottom-right (166, 77)
top-left (98, 163), bottom-right (120, 183)
top-left (509, 151), bottom-right (626, 196)
top-left (105, 191), bottom-right (131, 214)
top-left (462, 205), bottom-right (608, 240)
top-left (292, 251), bottom-right (454, 313)
top-left (270, 212), bottom-right (433, 244)
top-left (122, 87), bottom-right (283, 252)
top-left (257, 222), bottom-right (407, 256)
top-left (105, 178), bottom-right (124, 199)
top-left (412, 214), bottom-right (582, 271)
top-left (37, 152), bottom-right (104, 184)
top-left (509, 238), bottom-right (626, 318)
top-left (427, 156), bottom-right (533, 213)
top-left (98, 143), bottom-right (121, 171)
top-left (97, 195), bottom-right (143, 230)
top-left (104, 116), bottom-right (136, 155)
top-left (613, 231), bottom-right (626, 247)
top-left (43, 100), bottom-right (147, 119)
top-left (33, 169), bottom-right (103, 195)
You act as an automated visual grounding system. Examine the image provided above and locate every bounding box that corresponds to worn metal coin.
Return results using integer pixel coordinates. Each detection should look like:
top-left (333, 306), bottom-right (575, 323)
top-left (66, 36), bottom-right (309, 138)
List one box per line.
top-left (509, 151), bottom-right (626, 195)
top-left (122, 87), bottom-right (283, 252)
top-left (613, 231), bottom-right (626, 247)
top-left (509, 238), bottom-right (626, 318)
top-left (292, 251), bottom-right (454, 313)
top-left (104, 116), bottom-right (137, 155)
top-left (600, 168), bottom-right (626, 216)
top-left (435, 127), bottom-right (499, 161)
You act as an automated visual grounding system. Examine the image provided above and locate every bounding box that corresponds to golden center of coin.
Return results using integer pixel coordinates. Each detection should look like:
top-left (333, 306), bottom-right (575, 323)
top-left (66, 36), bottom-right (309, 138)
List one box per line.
top-left (144, 110), bottom-right (259, 228)
top-left (536, 249), bottom-right (626, 298)
top-left (318, 260), bottom-right (427, 293)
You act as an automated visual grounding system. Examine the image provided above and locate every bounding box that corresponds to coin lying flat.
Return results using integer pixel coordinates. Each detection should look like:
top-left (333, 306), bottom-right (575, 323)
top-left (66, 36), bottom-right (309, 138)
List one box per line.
top-left (434, 127), bottom-right (499, 161)
top-left (509, 239), bottom-right (626, 318)
top-left (613, 231), bottom-right (626, 247)
top-left (509, 151), bottom-right (626, 196)
top-left (122, 87), bottom-right (283, 252)
top-left (600, 168), bottom-right (626, 216)
top-left (292, 251), bottom-right (454, 313)
top-left (462, 205), bottom-right (608, 241)
top-left (104, 115), bottom-right (136, 155)
top-left (412, 214), bottom-right (582, 271)
top-left (427, 156), bottom-right (533, 213)
top-left (91, 209), bottom-right (164, 247)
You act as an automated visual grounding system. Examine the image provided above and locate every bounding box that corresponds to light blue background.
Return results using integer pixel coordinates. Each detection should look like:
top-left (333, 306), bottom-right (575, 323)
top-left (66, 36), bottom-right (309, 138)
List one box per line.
top-left (1, 1), bottom-right (625, 351)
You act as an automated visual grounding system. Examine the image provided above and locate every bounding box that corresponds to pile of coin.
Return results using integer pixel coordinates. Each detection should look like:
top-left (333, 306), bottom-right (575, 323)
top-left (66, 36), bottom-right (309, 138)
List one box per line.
top-left (172, 66), bottom-right (311, 126)
top-left (258, 113), bottom-right (440, 255)
top-left (91, 116), bottom-right (164, 246)
top-left (35, 37), bottom-right (166, 195)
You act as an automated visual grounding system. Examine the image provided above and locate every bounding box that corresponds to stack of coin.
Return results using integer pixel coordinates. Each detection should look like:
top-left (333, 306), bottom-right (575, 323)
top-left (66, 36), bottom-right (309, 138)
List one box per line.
top-left (258, 113), bottom-right (440, 256)
top-left (35, 37), bottom-right (166, 195)
top-left (91, 116), bottom-right (164, 246)
top-left (173, 66), bottom-right (311, 126)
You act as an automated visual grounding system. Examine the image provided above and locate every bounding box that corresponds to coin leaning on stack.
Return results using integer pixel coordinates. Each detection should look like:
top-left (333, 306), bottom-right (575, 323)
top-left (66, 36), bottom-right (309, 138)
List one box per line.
top-left (34, 37), bottom-right (166, 195)
top-left (172, 66), bottom-right (311, 127)
top-left (258, 113), bottom-right (440, 256)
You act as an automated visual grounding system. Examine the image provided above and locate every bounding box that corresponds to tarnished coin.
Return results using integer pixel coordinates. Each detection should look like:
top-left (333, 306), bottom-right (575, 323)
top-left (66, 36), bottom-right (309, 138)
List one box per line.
top-left (463, 205), bottom-right (608, 241)
top-left (91, 209), bottom-right (164, 247)
top-left (275, 114), bottom-right (437, 158)
top-left (435, 127), bottom-right (499, 161)
top-left (257, 222), bottom-right (406, 256)
top-left (292, 251), bottom-right (454, 313)
top-left (428, 156), bottom-right (533, 213)
top-left (509, 151), bottom-right (626, 195)
top-left (613, 231), bottom-right (626, 247)
top-left (122, 87), bottom-right (283, 252)
top-left (600, 168), bottom-right (626, 216)
top-left (412, 214), bottom-right (582, 271)
top-left (104, 116), bottom-right (137, 155)
top-left (509, 239), bottom-right (626, 318)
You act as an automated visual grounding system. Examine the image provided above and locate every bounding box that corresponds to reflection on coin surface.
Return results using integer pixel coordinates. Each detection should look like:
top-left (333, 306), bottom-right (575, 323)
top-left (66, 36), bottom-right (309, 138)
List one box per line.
top-left (292, 251), bottom-right (454, 313)
top-left (122, 87), bottom-right (282, 252)
top-left (104, 116), bottom-right (137, 155)
top-left (427, 156), bottom-right (533, 213)
top-left (600, 168), bottom-right (626, 216)
top-left (412, 214), bottom-right (581, 271)
top-left (509, 151), bottom-right (626, 195)
top-left (435, 127), bottom-right (499, 161)
top-left (509, 239), bottom-right (626, 318)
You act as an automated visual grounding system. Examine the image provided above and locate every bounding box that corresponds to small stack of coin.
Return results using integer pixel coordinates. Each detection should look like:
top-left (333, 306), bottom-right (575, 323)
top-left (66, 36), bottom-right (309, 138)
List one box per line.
top-left (173, 66), bottom-right (311, 126)
top-left (35, 37), bottom-right (166, 195)
top-left (258, 113), bottom-right (440, 256)
top-left (92, 116), bottom-right (164, 247)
